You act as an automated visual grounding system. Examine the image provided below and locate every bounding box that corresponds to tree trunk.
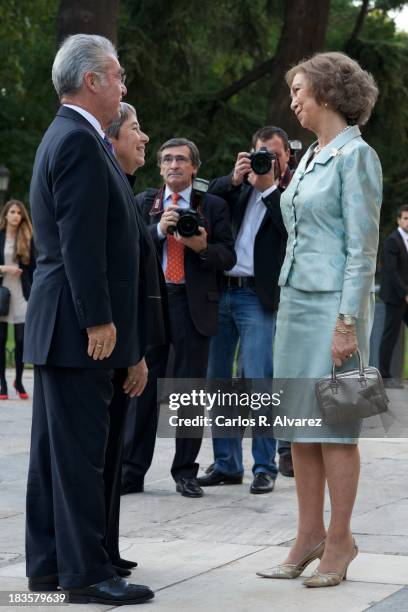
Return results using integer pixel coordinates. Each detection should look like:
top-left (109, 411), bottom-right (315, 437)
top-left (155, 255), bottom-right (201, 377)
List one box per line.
top-left (57, 0), bottom-right (120, 46)
top-left (267, 0), bottom-right (331, 143)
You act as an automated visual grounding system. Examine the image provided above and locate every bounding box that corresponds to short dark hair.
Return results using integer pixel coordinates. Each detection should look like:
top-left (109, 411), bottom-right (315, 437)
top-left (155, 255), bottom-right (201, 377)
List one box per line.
top-left (251, 126), bottom-right (290, 151)
top-left (157, 138), bottom-right (201, 168)
top-left (397, 205), bottom-right (408, 218)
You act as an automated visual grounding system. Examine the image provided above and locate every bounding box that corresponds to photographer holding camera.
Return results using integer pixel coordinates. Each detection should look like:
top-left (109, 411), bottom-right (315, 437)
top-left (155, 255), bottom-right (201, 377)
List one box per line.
top-left (198, 126), bottom-right (293, 494)
top-left (121, 138), bottom-right (236, 499)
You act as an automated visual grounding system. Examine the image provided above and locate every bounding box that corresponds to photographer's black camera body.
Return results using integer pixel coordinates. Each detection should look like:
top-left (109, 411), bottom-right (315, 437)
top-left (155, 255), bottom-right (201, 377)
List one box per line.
top-left (249, 147), bottom-right (280, 177)
top-left (167, 177), bottom-right (209, 237)
top-left (167, 208), bottom-right (205, 238)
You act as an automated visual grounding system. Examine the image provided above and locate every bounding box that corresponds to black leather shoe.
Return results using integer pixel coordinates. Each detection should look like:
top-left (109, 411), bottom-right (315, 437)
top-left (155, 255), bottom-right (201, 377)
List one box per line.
top-left (114, 565), bottom-right (132, 577)
top-left (250, 472), bottom-right (275, 494)
top-left (197, 470), bottom-right (243, 486)
top-left (205, 462), bottom-right (215, 474)
top-left (121, 481), bottom-right (144, 495)
top-left (113, 557), bottom-right (138, 569)
top-left (67, 576), bottom-right (154, 605)
top-left (279, 453), bottom-right (295, 477)
top-left (28, 574), bottom-right (59, 592)
top-left (176, 477), bottom-right (203, 498)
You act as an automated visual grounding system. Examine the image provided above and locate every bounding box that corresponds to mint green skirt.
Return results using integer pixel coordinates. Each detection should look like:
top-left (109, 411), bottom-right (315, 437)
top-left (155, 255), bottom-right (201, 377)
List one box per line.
top-left (273, 285), bottom-right (375, 443)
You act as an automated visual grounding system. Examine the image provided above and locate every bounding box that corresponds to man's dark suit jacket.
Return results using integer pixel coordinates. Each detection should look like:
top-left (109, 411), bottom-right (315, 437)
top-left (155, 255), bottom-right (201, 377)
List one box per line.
top-left (24, 106), bottom-right (148, 367)
top-left (0, 230), bottom-right (35, 301)
top-left (208, 174), bottom-right (287, 312)
top-left (380, 229), bottom-right (408, 306)
top-left (136, 190), bottom-right (236, 337)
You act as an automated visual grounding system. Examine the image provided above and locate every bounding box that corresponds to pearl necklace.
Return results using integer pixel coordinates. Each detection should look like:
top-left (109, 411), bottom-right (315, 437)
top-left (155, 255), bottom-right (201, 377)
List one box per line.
top-left (313, 125), bottom-right (352, 156)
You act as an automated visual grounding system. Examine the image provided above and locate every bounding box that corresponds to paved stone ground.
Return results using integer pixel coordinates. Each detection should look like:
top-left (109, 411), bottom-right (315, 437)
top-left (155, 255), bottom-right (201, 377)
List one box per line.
top-left (0, 369), bottom-right (407, 611)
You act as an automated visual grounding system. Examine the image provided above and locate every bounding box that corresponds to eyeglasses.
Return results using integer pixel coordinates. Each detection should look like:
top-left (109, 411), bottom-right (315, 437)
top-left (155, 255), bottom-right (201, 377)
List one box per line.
top-left (118, 72), bottom-right (126, 85)
top-left (161, 155), bottom-right (191, 165)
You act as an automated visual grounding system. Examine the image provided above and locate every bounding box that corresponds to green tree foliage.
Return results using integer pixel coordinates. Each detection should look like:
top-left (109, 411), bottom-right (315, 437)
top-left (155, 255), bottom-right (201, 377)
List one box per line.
top-left (0, 0), bottom-right (58, 203)
top-left (0, 0), bottom-right (407, 237)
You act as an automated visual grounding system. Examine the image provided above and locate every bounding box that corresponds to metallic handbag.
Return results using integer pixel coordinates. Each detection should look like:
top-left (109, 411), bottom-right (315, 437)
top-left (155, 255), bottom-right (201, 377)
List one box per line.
top-left (315, 350), bottom-right (390, 425)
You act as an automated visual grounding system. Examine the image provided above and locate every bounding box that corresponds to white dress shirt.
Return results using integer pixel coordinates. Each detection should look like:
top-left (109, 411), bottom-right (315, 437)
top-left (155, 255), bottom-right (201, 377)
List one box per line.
top-left (63, 104), bottom-right (105, 139)
top-left (226, 184), bottom-right (277, 277)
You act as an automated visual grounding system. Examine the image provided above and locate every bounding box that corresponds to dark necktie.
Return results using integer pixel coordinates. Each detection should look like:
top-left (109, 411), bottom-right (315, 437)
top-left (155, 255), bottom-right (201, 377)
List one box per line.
top-left (104, 135), bottom-right (115, 156)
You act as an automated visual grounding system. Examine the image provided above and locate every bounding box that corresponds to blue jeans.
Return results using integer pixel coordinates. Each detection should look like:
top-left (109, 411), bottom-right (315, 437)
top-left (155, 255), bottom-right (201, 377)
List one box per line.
top-left (207, 287), bottom-right (278, 478)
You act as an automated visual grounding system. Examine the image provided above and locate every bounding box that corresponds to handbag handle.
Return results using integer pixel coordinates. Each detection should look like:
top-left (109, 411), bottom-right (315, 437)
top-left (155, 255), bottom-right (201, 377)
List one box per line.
top-left (331, 349), bottom-right (364, 382)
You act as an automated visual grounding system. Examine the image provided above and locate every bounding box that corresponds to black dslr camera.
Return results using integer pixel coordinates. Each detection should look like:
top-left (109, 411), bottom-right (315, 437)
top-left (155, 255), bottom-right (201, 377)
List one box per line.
top-left (167, 178), bottom-right (208, 237)
top-left (167, 208), bottom-right (205, 238)
top-left (249, 147), bottom-right (280, 177)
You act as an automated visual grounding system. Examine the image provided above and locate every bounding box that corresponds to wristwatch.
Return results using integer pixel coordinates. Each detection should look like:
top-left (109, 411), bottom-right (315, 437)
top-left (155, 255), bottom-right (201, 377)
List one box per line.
top-left (338, 314), bottom-right (356, 325)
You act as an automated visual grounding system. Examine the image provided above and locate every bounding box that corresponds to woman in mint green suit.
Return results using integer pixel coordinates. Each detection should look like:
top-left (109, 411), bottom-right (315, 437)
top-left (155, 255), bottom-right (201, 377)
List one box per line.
top-left (257, 53), bottom-right (382, 587)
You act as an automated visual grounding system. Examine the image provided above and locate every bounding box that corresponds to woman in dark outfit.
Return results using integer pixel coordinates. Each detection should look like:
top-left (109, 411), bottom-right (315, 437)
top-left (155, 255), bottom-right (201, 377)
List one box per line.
top-left (0, 199), bottom-right (35, 399)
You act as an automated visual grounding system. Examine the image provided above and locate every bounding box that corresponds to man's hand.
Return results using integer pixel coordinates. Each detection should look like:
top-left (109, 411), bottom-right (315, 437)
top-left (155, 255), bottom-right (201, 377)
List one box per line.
top-left (159, 206), bottom-right (180, 235)
top-left (1, 265), bottom-right (22, 277)
top-left (405, 295), bottom-right (408, 304)
top-left (123, 358), bottom-right (148, 398)
top-left (87, 322), bottom-right (116, 360)
top-left (248, 160), bottom-right (279, 193)
top-left (175, 226), bottom-right (208, 253)
top-left (231, 152), bottom-right (252, 186)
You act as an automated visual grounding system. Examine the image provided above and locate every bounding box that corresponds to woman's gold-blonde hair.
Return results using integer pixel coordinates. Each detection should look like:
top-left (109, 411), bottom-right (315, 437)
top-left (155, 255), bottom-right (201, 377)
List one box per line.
top-left (286, 52), bottom-right (378, 126)
top-left (0, 200), bottom-right (33, 264)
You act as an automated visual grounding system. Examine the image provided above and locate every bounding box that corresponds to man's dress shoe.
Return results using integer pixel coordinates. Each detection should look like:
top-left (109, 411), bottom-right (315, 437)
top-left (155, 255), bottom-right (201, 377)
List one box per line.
top-left (176, 477), bottom-right (203, 498)
top-left (250, 472), bottom-right (275, 494)
top-left (67, 576), bottom-right (154, 605)
top-left (121, 481), bottom-right (144, 495)
top-left (113, 565), bottom-right (132, 577)
top-left (197, 470), bottom-right (243, 486)
top-left (113, 557), bottom-right (138, 569)
top-left (28, 575), bottom-right (59, 592)
top-left (278, 453), bottom-right (295, 477)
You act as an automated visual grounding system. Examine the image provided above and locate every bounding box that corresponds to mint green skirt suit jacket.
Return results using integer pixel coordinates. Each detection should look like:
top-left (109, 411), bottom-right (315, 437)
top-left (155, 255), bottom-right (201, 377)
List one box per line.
top-left (273, 126), bottom-right (383, 443)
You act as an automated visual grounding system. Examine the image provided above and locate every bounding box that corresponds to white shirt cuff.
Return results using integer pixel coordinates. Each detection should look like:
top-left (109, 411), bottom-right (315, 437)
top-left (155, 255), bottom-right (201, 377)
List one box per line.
top-left (157, 224), bottom-right (166, 240)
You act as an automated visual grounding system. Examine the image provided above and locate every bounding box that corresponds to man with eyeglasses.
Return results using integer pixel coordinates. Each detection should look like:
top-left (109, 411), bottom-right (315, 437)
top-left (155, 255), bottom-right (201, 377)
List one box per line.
top-left (121, 137), bottom-right (236, 499)
top-left (198, 126), bottom-right (294, 494)
top-left (25, 35), bottom-right (154, 605)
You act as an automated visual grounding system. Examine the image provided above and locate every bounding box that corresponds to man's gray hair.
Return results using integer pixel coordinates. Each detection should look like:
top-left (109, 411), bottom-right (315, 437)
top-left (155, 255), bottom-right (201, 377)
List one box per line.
top-left (157, 138), bottom-right (201, 168)
top-left (105, 102), bottom-right (137, 139)
top-left (52, 34), bottom-right (117, 98)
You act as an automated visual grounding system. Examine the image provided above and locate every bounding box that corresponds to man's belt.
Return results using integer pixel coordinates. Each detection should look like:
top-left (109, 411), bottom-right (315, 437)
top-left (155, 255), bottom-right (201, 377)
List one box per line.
top-left (222, 276), bottom-right (256, 289)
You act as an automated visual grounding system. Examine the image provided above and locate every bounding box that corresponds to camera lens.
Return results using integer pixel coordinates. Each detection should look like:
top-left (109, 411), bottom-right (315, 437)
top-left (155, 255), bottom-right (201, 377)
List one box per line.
top-left (177, 213), bottom-right (199, 237)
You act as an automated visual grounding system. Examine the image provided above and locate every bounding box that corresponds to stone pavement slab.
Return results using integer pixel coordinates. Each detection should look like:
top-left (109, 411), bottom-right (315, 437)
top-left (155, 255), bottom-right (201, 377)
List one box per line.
top-left (0, 370), bottom-right (407, 611)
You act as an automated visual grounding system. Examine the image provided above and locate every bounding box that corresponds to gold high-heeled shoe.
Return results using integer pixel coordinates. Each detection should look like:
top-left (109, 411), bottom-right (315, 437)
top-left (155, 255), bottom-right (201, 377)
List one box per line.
top-left (256, 539), bottom-right (325, 579)
top-left (302, 540), bottom-right (358, 587)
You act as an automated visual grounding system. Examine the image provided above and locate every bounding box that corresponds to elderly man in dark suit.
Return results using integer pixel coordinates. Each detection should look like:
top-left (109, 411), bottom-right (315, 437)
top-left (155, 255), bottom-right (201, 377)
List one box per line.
top-left (379, 204), bottom-right (408, 387)
top-left (24, 34), bottom-right (154, 606)
top-left (121, 138), bottom-right (236, 499)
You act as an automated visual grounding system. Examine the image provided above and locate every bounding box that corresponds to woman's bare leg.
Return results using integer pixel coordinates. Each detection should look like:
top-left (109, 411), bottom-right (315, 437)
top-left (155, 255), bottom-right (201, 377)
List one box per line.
top-left (317, 443), bottom-right (360, 573)
top-left (284, 442), bottom-right (327, 564)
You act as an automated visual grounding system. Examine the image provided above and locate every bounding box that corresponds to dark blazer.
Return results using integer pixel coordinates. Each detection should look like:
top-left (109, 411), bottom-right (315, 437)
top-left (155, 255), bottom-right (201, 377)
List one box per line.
top-left (208, 174), bottom-right (287, 311)
top-left (136, 189), bottom-right (236, 337)
top-left (126, 175), bottom-right (168, 347)
top-left (0, 230), bottom-right (35, 302)
top-left (24, 106), bottom-right (148, 368)
top-left (380, 229), bottom-right (408, 305)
